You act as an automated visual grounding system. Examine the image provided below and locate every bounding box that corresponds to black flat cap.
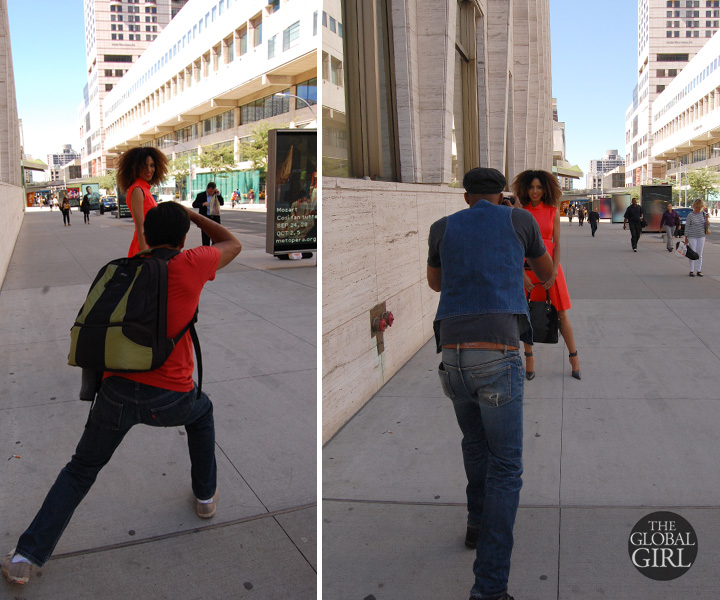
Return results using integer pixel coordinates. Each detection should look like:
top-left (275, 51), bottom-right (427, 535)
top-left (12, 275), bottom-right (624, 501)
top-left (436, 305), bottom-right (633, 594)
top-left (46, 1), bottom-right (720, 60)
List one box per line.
top-left (462, 167), bottom-right (506, 194)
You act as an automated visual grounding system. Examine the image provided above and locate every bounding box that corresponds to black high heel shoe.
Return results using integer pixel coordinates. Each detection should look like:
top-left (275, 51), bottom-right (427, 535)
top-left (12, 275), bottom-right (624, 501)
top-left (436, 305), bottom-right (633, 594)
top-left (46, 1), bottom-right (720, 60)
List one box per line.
top-left (524, 351), bottom-right (535, 380)
top-left (569, 351), bottom-right (581, 380)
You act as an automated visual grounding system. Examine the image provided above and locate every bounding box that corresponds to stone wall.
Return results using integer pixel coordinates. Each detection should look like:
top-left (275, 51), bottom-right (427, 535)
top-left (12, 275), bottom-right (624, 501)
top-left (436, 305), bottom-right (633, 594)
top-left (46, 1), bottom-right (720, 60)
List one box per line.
top-left (0, 183), bottom-right (25, 286)
top-left (0, 0), bottom-right (24, 288)
top-left (322, 178), bottom-right (465, 443)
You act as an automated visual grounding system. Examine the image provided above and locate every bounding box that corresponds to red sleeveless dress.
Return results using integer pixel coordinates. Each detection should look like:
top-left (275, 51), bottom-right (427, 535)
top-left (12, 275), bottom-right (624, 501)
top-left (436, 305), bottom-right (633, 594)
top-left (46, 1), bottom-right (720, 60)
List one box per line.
top-left (126, 178), bottom-right (157, 257)
top-left (523, 202), bottom-right (572, 311)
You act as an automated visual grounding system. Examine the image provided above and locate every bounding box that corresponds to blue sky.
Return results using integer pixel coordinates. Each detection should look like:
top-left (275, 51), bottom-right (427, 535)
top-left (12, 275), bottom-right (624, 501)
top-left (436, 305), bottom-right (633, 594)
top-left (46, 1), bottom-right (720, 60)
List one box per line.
top-left (7, 0), bottom-right (638, 178)
top-left (549, 0), bottom-right (638, 184)
top-left (8, 0), bottom-right (86, 163)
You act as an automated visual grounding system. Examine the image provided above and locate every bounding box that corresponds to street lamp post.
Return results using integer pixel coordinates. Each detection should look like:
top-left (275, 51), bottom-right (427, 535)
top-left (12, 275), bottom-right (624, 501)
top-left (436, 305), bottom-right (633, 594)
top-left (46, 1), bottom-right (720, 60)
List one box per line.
top-left (273, 93), bottom-right (316, 121)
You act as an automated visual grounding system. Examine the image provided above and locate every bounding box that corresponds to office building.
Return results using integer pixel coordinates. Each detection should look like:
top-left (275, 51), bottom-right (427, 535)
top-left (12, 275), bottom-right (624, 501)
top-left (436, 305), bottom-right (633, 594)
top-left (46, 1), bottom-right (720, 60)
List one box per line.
top-left (104, 0), bottom-right (317, 198)
top-left (624, 0), bottom-right (715, 186)
top-left (322, 0), bottom-right (554, 441)
top-left (79, 0), bottom-right (190, 177)
top-left (603, 165), bottom-right (627, 190)
top-left (586, 150), bottom-right (625, 190)
top-left (0, 0), bottom-right (24, 287)
top-left (651, 27), bottom-right (720, 199)
top-left (47, 144), bottom-right (82, 182)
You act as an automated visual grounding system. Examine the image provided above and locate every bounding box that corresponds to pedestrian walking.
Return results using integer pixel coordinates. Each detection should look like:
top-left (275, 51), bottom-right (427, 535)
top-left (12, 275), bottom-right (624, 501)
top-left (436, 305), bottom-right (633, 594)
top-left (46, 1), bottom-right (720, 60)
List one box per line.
top-left (659, 202), bottom-right (680, 252)
top-left (427, 167), bottom-right (553, 600)
top-left (623, 197), bottom-right (644, 252)
top-left (514, 170), bottom-right (582, 380)
top-left (588, 207), bottom-right (600, 237)
top-left (568, 204), bottom-right (574, 225)
top-left (116, 146), bottom-right (168, 257)
top-left (60, 197), bottom-right (71, 226)
top-left (80, 187), bottom-right (92, 224)
top-left (577, 205), bottom-right (585, 226)
top-left (192, 182), bottom-right (224, 246)
top-left (685, 199), bottom-right (709, 277)
top-left (1, 202), bottom-right (242, 586)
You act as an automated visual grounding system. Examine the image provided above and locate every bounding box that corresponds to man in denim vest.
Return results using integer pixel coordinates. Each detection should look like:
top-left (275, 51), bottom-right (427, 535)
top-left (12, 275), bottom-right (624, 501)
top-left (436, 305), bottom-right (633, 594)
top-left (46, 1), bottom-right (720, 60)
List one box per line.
top-left (427, 167), bottom-right (553, 600)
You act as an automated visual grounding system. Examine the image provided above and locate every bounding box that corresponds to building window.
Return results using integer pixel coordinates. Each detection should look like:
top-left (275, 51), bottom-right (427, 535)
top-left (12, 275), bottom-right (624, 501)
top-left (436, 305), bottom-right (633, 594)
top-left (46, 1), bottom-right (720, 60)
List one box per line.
top-left (333, 0), bottom-right (399, 180)
top-left (268, 34), bottom-right (277, 59)
top-left (296, 78), bottom-right (317, 108)
top-left (329, 16), bottom-right (336, 33)
top-left (251, 14), bottom-right (262, 46)
top-left (657, 85), bottom-right (666, 92)
top-left (331, 56), bottom-right (343, 85)
top-left (313, 11), bottom-right (318, 35)
top-left (105, 84), bottom-right (113, 91)
top-left (657, 69), bottom-right (666, 76)
top-left (283, 21), bottom-right (300, 51)
top-left (224, 35), bottom-right (234, 63)
top-left (213, 44), bottom-right (221, 70)
top-left (267, 0), bottom-right (279, 12)
top-left (322, 11), bottom-right (327, 26)
top-left (105, 69), bottom-right (113, 76)
top-left (238, 26), bottom-right (248, 55)
top-left (115, 69), bottom-right (123, 76)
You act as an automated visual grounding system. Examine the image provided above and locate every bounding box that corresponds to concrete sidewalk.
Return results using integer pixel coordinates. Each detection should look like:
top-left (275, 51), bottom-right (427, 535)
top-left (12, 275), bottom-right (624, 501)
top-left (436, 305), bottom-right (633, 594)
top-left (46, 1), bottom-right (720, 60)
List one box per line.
top-left (0, 209), bottom-right (316, 599)
top-left (323, 219), bottom-right (720, 599)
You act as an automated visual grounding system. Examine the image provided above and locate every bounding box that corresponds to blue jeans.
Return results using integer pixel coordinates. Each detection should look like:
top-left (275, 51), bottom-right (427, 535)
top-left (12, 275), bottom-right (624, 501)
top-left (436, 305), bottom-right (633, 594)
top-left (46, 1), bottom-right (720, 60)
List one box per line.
top-left (438, 348), bottom-right (524, 599)
top-left (15, 377), bottom-right (216, 567)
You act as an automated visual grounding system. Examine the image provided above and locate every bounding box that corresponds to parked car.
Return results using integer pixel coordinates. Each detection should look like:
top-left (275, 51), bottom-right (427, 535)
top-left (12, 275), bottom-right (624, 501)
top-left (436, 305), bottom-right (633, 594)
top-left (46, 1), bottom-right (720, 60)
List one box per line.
top-left (100, 196), bottom-right (117, 214)
top-left (674, 207), bottom-right (693, 236)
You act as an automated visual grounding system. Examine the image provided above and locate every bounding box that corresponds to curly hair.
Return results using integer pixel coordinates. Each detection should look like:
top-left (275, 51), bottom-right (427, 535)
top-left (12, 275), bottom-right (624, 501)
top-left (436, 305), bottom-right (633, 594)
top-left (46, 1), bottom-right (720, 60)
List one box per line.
top-left (116, 146), bottom-right (169, 192)
top-left (511, 170), bottom-right (562, 207)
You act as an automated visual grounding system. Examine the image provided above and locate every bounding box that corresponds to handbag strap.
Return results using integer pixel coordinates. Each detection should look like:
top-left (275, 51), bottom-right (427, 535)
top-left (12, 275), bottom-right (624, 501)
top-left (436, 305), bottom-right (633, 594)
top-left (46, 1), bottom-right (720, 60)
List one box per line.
top-left (527, 289), bottom-right (552, 304)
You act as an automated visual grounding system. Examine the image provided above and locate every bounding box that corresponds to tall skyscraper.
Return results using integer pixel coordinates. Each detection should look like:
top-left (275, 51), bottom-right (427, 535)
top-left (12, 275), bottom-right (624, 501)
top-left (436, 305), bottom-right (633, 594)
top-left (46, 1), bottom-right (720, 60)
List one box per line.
top-left (625, 0), bottom-right (716, 186)
top-left (79, 0), bottom-right (189, 177)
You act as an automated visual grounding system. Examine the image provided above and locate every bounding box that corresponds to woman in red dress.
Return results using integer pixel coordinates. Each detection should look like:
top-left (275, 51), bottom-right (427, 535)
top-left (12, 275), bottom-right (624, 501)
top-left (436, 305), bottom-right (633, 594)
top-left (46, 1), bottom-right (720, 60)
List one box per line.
top-left (512, 170), bottom-right (581, 380)
top-left (116, 147), bottom-right (169, 257)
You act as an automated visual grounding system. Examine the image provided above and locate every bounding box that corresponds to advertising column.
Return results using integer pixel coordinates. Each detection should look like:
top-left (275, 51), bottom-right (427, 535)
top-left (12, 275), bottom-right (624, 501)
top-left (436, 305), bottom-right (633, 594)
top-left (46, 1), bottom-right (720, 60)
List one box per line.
top-left (265, 129), bottom-right (317, 257)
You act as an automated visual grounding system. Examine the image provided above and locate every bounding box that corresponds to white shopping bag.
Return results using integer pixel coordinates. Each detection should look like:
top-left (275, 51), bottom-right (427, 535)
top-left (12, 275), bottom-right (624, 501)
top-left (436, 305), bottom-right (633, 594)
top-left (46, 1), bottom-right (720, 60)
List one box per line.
top-left (675, 241), bottom-right (688, 257)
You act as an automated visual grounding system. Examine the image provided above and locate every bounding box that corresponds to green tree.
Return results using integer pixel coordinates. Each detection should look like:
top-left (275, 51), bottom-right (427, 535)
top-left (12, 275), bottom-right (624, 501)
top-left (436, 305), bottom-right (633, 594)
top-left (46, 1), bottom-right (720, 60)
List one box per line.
top-left (238, 122), bottom-right (286, 180)
top-left (98, 170), bottom-right (117, 194)
top-left (198, 143), bottom-right (236, 180)
top-left (626, 186), bottom-right (641, 201)
top-left (81, 171), bottom-right (117, 194)
top-left (684, 167), bottom-right (719, 203)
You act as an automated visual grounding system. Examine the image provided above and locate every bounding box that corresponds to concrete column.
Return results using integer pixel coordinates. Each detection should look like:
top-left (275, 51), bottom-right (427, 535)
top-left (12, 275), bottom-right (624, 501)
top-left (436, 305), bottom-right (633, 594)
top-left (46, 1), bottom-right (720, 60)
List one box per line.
top-left (391, 0), bottom-right (423, 183)
top-left (414, 1), bottom-right (456, 183)
top-left (486, 0), bottom-right (511, 174)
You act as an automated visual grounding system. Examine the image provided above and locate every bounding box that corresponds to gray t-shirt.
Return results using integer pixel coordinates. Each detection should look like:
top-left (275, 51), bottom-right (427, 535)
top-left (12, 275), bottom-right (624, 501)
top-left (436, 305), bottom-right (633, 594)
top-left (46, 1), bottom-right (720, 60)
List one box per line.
top-left (428, 207), bottom-right (546, 350)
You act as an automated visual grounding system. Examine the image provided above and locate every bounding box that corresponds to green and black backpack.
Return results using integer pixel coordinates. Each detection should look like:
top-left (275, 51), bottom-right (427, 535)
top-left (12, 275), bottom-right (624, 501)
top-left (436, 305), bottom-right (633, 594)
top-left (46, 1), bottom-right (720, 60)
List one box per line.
top-left (68, 248), bottom-right (202, 393)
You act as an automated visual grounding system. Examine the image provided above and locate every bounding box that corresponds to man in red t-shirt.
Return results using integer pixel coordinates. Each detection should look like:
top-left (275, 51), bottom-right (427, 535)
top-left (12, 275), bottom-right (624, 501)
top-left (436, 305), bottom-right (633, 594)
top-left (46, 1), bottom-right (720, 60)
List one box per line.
top-left (3, 202), bottom-right (242, 585)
